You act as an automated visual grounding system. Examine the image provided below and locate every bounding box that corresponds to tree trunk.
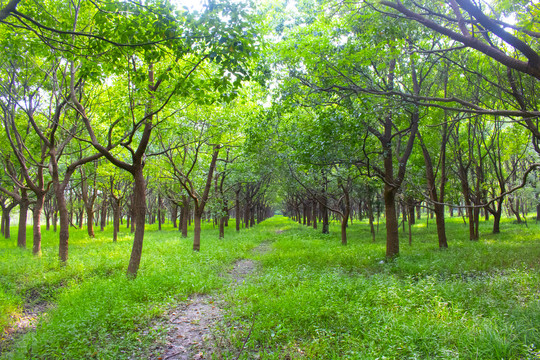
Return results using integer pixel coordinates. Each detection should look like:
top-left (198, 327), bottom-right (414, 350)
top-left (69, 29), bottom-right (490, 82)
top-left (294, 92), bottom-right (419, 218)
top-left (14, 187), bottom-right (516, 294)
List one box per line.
top-left (100, 198), bottom-right (107, 231)
top-left (32, 192), bottom-right (45, 256)
top-left (1, 203), bottom-right (15, 239)
top-left (408, 203), bottom-right (415, 225)
top-left (181, 196), bottom-right (188, 238)
top-left (493, 209), bottom-right (502, 234)
top-left (235, 189), bottom-right (241, 232)
top-left (126, 167), bottom-right (147, 278)
top-left (384, 184), bottom-right (399, 257)
top-left (17, 190), bottom-right (29, 249)
top-left (56, 186), bottom-right (70, 261)
top-left (250, 207), bottom-right (255, 227)
top-left (312, 200), bottom-right (317, 230)
top-left (172, 203), bottom-right (178, 228)
top-left (158, 194), bottom-right (162, 231)
top-left (45, 212), bottom-right (51, 231)
top-left (341, 214), bottom-right (348, 245)
top-left (4, 210), bottom-right (11, 239)
top-left (434, 203), bottom-right (448, 248)
top-left (193, 210), bottom-right (202, 251)
top-left (78, 208), bottom-right (84, 229)
top-left (86, 206), bottom-right (95, 238)
top-left (321, 196), bottom-right (329, 234)
top-left (219, 216), bottom-right (225, 239)
top-left (367, 197), bottom-right (375, 242)
top-left (418, 133), bottom-right (448, 249)
top-left (112, 198), bottom-right (120, 242)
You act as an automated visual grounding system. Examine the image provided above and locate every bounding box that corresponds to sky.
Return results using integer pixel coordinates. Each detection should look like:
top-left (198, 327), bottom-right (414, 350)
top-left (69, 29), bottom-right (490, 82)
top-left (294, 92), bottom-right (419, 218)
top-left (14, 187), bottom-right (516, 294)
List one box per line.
top-left (174, 0), bottom-right (205, 12)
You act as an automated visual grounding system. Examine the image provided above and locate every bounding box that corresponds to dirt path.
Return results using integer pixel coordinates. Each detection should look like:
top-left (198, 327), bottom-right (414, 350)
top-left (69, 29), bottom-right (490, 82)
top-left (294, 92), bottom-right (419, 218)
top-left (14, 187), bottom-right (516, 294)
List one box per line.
top-left (158, 242), bottom-right (270, 360)
top-left (0, 301), bottom-right (51, 356)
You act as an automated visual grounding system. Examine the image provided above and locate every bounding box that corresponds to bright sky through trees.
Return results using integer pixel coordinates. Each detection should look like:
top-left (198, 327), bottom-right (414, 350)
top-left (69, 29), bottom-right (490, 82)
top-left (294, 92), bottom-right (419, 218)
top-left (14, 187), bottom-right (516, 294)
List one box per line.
top-left (174, 0), bottom-right (205, 11)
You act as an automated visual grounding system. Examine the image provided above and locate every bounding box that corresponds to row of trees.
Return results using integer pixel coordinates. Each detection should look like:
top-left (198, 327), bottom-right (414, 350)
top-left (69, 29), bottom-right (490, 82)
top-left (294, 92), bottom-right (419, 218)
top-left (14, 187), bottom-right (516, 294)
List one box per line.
top-left (0, 159), bottom-right (274, 243)
top-left (252, 0), bottom-right (540, 256)
top-left (0, 0), bottom-right (277, 278)
top-left (1, 0), bottom-right (540, 275)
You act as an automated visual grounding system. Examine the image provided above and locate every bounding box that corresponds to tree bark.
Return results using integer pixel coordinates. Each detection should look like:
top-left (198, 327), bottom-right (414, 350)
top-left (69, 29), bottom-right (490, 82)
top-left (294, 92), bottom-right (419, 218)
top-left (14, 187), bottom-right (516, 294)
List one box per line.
top-left (312, 199), bottom-right (317, 229)
top-left (100, 197), bottom-right (107, 231)
top-left (235, 187), bottom-right (241, 232)
top-left (32, 192), bottom-right (45, 256)
top-left (172, 203), bottom-right (178, 228)
top-left (193, 210), bottom-right (202, 251)
top-left (127, 166), bottom-right (147, 277)
top-left (181, 195), bottom-right (188, 238)
top-left (17, 189), bottom-right (29, 249)
top-left (112, 197), bottom-right (121, 242)
top-left (86, 207), bottom-right (95, 238)
top-left (384, 184), bottom-right (399, 257)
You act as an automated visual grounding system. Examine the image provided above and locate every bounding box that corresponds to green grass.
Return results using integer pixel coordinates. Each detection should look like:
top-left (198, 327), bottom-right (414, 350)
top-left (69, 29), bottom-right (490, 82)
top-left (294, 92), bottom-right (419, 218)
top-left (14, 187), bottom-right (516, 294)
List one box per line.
top-left (1, 215), bottom-right (540, 359)
top-left (217, 215), bottom-right (540, 360)
top-left (0, 219), bottom-right (269, 359)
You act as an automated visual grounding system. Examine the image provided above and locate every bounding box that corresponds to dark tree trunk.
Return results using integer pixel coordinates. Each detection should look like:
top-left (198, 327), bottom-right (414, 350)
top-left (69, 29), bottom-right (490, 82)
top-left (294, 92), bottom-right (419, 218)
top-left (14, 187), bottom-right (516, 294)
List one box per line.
top-left (45, 212), bottom-right (51, 231)
top-left (472, 206), bottom-right (480, 239)
top-left (367, 196), bottom-right (375, 242)
top-left (32, 192), bottom-right (45, 256)
top-left (158, 194), bottom-right (162, 231)
top-left (127, 166), bottom-right (147, 277)
top-left (250, 207), bottom-right (255, 227)
top-left (100, 198), bottom-right (107, 231)
top-left (493, 210), bottom-right (502, 234)
top-left (56, 186), bottom-right (70, 261)
top-left (235, 188), bottom-right (241, 232)
top-left (4, 210), bottom-right (11, 239)
top-left (418, 132), bottom-right (448, 249)
top-left (17, 189), bottom-right (29, 249)
top-left (434, 203), bottom-right (448, 248)
top-left (1, 203), bottom-right (15, 239)
top-left (181, 196), bottom-right (188, 238)
top-left (86, 207), bottom-right (95, 238)
top-left (384, 184), bottom-right (399, 257)
top-left (341, 215), bottom-right (348, 245)
top-left (312, 200), bottom-right (317, 230)
top-left (219, 216), bottom-right (225, 239)
top-left (172, 203), bottom-right (178, 228)
top-left (408, 203), bottom-right (415, 225)
top-left (53, 209), bottom-right (57, 232)
top-left (193, 210), bottom-right (202, 251)
top-left (78, 208), bottom-right (84, 229)
top-left (321, 196), bottom-right (329, 234)
top-left (113, 199), bottom-right (120, 242)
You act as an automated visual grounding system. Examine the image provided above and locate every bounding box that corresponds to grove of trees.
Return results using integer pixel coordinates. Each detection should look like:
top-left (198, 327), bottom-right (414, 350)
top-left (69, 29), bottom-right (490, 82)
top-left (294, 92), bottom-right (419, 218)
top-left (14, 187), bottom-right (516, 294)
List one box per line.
top-left (1, 0), bottom-right (540, 277)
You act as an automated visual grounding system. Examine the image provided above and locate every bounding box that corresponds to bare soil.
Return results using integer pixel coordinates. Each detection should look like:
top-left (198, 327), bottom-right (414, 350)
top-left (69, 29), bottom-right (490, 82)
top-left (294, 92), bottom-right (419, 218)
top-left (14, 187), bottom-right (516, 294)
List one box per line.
top-left (0, 302), bottom-right (51, 356)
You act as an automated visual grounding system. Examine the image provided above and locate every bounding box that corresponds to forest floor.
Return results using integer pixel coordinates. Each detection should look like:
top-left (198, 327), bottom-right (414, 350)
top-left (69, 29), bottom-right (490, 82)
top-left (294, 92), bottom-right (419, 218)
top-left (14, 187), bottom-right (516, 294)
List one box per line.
top-left (2, 216), bottom-right (540, 359)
